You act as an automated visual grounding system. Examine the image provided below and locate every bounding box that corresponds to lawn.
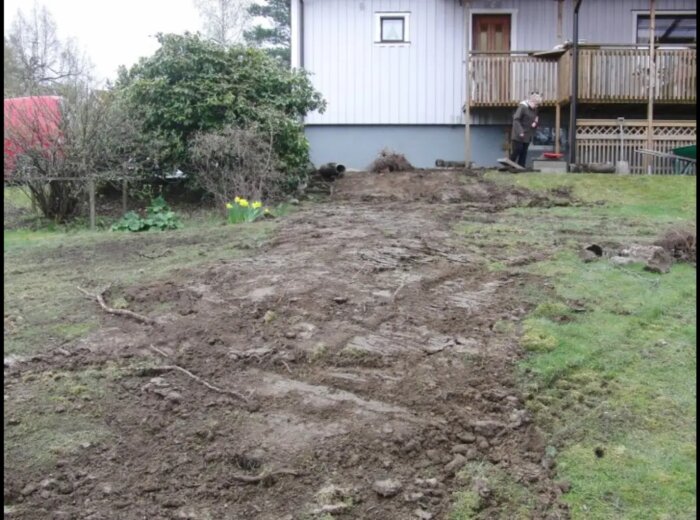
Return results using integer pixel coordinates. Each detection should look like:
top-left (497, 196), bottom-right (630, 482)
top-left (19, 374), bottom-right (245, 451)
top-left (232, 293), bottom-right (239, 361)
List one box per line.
top-left (452, 172), bottom-right (696, 520)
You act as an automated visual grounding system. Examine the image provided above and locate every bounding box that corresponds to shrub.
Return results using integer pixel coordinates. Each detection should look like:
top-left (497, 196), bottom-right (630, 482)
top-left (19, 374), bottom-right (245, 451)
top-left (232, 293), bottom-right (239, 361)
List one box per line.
top-left (111, 196), bottom-right (182, 232)
top-left (115, 33), bottom-right (326, 182)
top-left (189, 123), bottom-right (284, 210)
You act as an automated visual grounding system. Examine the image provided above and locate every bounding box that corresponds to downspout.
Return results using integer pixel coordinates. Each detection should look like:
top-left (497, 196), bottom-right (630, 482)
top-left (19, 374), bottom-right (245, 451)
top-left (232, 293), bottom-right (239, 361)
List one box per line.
top-left (568, 0), bottom-right (583, 170)
top-left (299, 0), bottom-right (305, 69)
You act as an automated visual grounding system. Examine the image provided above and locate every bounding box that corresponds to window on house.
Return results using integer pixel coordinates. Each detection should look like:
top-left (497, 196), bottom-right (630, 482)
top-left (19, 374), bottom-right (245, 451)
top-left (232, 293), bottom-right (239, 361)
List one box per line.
top-left (375, 13), bottom-right (410, 43)
top-left (636, 14), bottom-right (696, 44)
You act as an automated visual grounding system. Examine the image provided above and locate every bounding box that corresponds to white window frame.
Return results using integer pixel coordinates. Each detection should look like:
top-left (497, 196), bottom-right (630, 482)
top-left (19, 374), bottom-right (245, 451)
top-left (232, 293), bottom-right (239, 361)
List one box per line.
top-left (374, 12), bottom-right (410, 45)
top-left (632, 10), bottom-right (697, 48)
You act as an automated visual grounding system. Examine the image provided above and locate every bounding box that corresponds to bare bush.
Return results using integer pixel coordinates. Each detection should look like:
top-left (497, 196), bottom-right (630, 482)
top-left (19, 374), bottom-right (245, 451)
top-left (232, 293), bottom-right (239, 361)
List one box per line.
top-left (368, 148), bottom-right (414, 173)
top-left (5, 88), bottom-right (142, 222)
top-left (189, 123), bottom-right (283, 211)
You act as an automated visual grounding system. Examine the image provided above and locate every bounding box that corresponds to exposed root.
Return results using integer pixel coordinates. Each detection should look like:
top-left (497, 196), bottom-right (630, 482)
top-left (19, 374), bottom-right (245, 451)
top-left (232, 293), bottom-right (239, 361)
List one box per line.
top-left (144, 346), bottom-right (250, 403)
top-left (77, 286), bottom-right (155, 325)
top-left (229, 468), bottom-right (301, 485)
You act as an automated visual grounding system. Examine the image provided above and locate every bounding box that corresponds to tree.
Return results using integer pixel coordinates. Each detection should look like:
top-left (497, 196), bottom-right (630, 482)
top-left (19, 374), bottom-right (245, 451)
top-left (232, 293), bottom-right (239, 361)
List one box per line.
top-left (6, 3), bottom-right (91, 95)
top-left (5, 88), bottom-right (142, 222)
top-left (115, 33), bottom-right (325, 180)
top-left (245, 0), bottom-right (290, 64)
top-left (194, 0), bottom-right (252, 46)
top-left (4, 38), bottom-right (24, 97)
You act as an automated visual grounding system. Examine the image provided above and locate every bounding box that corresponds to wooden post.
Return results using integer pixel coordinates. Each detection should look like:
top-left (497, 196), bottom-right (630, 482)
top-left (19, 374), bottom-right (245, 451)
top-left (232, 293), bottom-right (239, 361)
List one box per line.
top-left (555, 102), bottom-right (561, 154)
top-left (645, 0), bottom-right (656, 175)
top-left (463, 1), bottom-right (471, 168)
top-left (88, 177), bottom-right (96, 231)
top-left (122, 179), bottom-right (128, 214)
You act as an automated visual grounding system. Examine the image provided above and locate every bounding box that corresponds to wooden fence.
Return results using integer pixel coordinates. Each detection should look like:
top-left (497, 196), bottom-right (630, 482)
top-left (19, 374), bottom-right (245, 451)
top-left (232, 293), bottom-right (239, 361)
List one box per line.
top-left (576, 119), bottom-right (696, 175)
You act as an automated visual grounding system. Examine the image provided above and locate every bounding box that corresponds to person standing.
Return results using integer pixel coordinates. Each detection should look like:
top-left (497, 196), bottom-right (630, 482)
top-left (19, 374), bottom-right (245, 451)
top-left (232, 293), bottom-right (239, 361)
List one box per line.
top-left (509, 92), bottom-right (542, 169)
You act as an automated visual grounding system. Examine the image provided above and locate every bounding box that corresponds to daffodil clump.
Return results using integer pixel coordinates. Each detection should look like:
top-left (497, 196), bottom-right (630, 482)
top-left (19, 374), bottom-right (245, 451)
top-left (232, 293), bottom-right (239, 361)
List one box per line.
top-left (226, 196), bottom-right (270, 223)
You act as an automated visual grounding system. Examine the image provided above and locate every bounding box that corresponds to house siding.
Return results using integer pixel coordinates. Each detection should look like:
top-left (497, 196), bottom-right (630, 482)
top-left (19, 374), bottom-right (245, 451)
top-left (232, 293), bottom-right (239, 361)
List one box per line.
top-left (303, 0), bottom-right (466, 125)
top-left (298, 0), bottom-right (695, 126)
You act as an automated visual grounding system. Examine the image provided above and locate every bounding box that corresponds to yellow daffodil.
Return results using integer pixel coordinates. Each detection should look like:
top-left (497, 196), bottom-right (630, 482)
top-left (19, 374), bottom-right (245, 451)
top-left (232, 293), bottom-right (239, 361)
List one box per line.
top-left (264, 208), bottom-right (270, 214)
top-left (238, 199), bottom-right (249, 207)
top-left (226, 202), bottom-right (233, 209)
top-left (234, 196), bottom-right (241, 203)
top-left (252, 201), bottom-right (262, 209)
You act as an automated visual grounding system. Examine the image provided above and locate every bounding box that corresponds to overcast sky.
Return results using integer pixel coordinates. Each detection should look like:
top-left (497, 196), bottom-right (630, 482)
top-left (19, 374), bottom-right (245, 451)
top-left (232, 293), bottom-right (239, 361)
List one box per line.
top-left (4, 0), bottom-right (205, 83)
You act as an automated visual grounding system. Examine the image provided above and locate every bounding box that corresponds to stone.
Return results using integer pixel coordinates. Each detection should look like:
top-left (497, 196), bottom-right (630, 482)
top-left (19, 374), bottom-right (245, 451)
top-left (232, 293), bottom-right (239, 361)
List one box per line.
top-left (444, 455), bottom-right (467, 475)
top-left (450, 444), bottom-right (471, 454)
top-left (557, 480), bottom-right (572, 493)
top-left (165, 391), bottom-right (183, 404)
top-left (372, 478), bottom-right (402, 497)
top-left (20, 483), bottom-right (37, 496)
top-left (414, 509), bottom-right (434, 520)
top-left (457, 431), bottom-right (476, 443)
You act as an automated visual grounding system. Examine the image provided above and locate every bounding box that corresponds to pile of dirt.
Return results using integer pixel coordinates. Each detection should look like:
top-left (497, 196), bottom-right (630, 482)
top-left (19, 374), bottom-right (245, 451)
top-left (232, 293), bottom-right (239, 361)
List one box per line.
top-left (369, 149), bottom-right (414, 173)
top-left (654, 227), bottom-right (696, 264)
top-left (331, 170), bottom-right (575, 212)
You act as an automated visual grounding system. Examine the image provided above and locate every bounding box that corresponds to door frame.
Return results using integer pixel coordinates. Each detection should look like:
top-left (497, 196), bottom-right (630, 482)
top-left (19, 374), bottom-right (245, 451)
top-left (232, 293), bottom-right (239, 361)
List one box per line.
top-left (468, 9), bottom-right (518, 52)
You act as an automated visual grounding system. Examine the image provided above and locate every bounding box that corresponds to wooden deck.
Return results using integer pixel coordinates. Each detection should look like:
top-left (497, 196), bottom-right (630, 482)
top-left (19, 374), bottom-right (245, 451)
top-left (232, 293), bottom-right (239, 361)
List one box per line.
top-left (468, 46), bottom-right (696, 107)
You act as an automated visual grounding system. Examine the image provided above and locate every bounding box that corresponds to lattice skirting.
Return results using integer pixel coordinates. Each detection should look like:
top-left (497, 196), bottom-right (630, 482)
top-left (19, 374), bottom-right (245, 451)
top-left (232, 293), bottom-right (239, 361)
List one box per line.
top-left (577, 119), bottom-right (696, 175)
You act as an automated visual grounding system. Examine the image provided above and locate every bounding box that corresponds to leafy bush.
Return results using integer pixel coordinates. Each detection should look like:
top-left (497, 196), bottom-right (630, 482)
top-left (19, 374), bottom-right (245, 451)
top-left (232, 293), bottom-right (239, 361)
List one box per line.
top-left (111, 196), bottom-right (183, 232)
top-left (115, 33), bottom-right (326, 182)
top-left (189, 123), bottom-right (283, 209)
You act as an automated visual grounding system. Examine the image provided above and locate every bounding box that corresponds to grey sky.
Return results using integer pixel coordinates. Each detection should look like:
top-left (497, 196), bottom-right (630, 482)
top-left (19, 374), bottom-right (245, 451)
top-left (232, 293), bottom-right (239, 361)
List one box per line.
top-left (4, 0), bottom-right (204, 83)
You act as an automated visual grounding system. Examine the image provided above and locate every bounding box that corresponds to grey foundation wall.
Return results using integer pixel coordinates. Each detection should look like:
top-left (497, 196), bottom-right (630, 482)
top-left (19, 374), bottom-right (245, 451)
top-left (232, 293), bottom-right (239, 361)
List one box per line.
top-left (305, 125), bottom-right (507, 170)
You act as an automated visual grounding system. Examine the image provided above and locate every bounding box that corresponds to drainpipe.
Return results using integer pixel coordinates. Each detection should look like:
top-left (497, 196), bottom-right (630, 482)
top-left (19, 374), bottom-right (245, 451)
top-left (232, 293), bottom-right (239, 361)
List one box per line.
top-left (568, 0), bottom-right (583, 170)
top-left (299, 0), bottom-right (305, 69)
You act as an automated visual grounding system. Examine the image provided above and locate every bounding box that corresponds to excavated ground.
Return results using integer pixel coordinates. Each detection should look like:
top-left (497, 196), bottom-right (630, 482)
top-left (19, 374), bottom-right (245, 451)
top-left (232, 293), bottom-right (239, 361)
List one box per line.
top-left (4, 170), bottom-right (573, 519)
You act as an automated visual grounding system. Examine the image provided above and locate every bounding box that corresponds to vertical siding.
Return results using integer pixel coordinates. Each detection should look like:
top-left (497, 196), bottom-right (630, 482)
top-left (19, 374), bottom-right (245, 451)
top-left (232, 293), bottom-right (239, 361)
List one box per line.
top-left (304, 0), bottom-right (465, 124)
top-left (301, 0), bottom-right (696, 125)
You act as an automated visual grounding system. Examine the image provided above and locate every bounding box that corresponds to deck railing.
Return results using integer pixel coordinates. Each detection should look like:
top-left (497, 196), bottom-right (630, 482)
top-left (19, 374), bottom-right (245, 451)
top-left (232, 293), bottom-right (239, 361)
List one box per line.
top-left (468, 46), bottom-right (696, 106)
top-left (469, 52), bottom-right (559, 106)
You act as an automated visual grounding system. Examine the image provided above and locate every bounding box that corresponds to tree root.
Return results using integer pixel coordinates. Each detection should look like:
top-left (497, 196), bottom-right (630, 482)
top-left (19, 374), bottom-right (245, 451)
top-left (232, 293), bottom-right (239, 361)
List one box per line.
top-left (229, 468), bottom-right (301, 485)
top-left (145, 346), bottom-right (250, 403)
top-left (77, 286), bottom-right (155, 325)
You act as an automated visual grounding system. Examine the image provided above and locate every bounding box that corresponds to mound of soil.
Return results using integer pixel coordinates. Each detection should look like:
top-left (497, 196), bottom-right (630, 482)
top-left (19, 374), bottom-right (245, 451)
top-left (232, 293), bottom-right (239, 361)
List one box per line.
top-left (654, 228), bottom-right (696, 264)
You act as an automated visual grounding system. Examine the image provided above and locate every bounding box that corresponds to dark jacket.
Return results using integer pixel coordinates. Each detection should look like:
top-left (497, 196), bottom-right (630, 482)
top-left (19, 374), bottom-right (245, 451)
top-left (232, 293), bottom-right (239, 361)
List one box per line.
top-left (511, 101), bottom-right (539, 143)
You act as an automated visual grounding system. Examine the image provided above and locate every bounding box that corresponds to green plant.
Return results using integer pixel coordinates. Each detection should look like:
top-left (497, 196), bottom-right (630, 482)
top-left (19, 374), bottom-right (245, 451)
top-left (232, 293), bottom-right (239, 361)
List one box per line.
top-left (111, 196), bottom-right (183, 232)
top-left (115, 33), bottom-right (326, 179)
top-left (227, 197), bottom-right (269, 224)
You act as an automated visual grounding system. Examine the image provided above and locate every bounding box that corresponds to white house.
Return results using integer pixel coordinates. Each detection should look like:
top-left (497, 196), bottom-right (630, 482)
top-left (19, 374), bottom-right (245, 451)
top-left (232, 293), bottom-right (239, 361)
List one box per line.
top-left (291, 0), bottom-right (696, 172)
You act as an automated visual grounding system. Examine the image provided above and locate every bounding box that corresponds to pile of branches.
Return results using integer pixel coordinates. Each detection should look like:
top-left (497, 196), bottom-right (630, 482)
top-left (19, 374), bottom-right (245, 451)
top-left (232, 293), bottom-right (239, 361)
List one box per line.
top-left (368, 148), bottom-right (414, 173)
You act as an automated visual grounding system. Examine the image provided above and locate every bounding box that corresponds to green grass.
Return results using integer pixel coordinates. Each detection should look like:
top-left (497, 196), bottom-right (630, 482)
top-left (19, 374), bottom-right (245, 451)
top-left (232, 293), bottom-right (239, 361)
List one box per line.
top-left (453, 172), bottom-right (696, 519)
top-left (4, 217), bottom-right (275, 356)
top-left (3, 365), bottom-right (124, 473)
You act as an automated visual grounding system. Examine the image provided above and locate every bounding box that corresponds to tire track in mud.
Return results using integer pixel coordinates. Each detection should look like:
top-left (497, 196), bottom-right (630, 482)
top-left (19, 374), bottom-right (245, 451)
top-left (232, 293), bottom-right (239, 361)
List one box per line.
top-left (4, 171), bottom-right (570, 519)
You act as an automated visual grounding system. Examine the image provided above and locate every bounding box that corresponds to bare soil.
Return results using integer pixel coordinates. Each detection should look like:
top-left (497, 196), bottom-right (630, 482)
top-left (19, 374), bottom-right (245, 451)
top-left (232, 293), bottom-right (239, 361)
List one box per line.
top-left (4, 171), bottom-right (572, 519)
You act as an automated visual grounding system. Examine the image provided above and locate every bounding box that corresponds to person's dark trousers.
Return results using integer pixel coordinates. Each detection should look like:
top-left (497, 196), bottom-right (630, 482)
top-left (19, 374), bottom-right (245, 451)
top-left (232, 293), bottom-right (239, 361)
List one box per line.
top-left (509, 141), bottom-right (530, 168)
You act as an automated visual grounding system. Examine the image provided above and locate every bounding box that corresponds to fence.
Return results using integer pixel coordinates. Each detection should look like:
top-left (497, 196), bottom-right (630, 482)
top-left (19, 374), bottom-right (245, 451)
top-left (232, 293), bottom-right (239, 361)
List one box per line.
top-left (576, 119), bottom-right (696, 175)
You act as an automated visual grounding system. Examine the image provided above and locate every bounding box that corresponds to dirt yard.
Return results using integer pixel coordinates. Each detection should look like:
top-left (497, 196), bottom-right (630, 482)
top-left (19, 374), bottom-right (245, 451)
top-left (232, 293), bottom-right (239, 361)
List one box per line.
top-left (5, 171), bottom-right (583, 519)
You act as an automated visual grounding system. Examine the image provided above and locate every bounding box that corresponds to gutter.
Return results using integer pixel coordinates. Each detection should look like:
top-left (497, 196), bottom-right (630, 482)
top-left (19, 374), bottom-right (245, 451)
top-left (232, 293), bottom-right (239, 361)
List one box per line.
top-left (568, 0), bottom-right (583, 170)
